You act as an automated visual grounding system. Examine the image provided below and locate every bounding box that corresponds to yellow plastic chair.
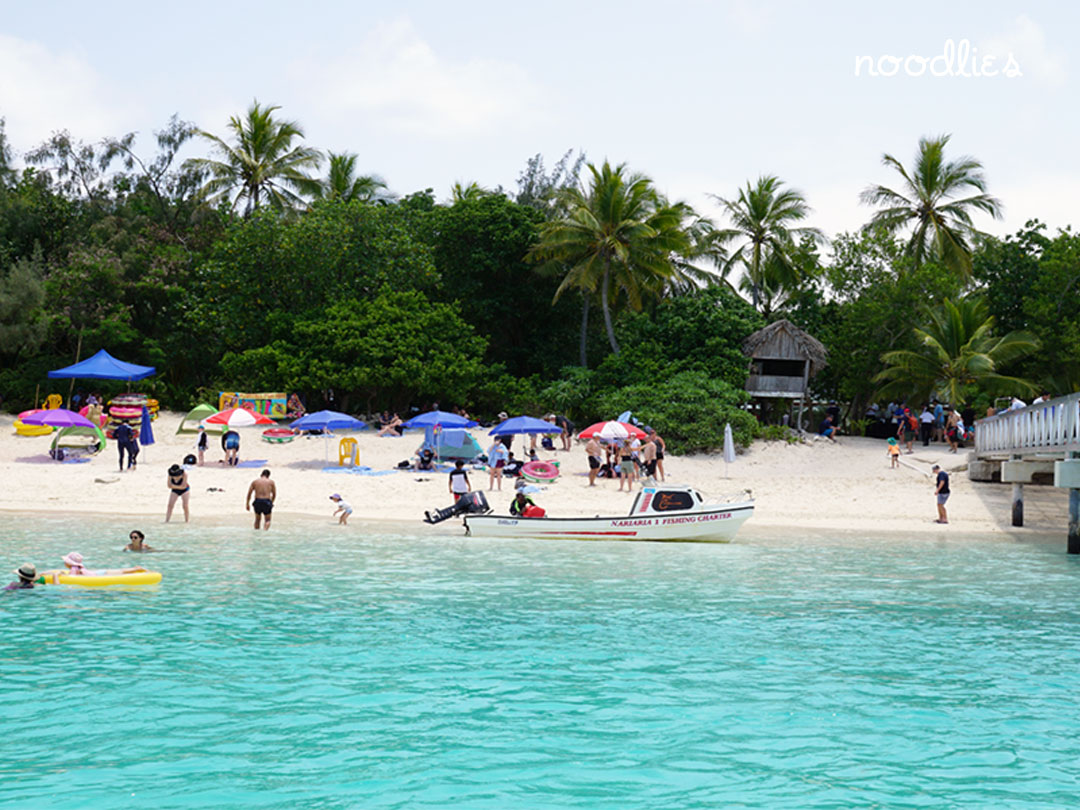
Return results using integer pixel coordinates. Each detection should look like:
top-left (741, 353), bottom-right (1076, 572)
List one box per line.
top-left (45, 394), bottom-right (62, 410)
top-left (338, 437), bottom-right (358, 466)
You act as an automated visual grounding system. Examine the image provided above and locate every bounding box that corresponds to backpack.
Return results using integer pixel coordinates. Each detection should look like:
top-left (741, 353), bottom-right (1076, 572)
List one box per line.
top-left (908, 415), bottom-right (919, 431)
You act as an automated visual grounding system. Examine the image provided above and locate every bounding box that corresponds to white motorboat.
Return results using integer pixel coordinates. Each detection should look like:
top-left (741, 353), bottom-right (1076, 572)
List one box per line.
top-left (460, 485), bottom-right (754, 542)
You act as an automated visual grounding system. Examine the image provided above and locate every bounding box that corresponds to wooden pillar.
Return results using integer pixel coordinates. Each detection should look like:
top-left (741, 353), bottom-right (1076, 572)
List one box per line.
top-left (1071, 452), bottom-right (1080, 555)
top-left (1011, 453), bottom-right (1024, 527)
top-left (795, 359), bottom-right (810, 431)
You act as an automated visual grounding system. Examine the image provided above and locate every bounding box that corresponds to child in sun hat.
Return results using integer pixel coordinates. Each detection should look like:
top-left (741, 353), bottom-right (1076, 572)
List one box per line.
top-left (329, 493), bottom-right (353, 525)
top-left (62, 552), bottom-right (90, 576)
top-left (887, 437), bottom-right (901, 469)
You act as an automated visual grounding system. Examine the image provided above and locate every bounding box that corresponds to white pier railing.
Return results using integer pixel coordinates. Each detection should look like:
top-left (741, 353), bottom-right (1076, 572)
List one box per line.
top-left (975, 393), bottom-right (1080, 458)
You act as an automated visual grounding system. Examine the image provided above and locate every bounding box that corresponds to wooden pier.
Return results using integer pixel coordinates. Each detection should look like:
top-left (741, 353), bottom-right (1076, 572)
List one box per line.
top-left (974, 393), bottom-right (1080, 553)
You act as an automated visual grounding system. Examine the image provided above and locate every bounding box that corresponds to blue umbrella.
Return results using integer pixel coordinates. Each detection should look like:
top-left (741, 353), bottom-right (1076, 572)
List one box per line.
top-left (488, 415), bottom-right (556, 435)
top-left (140, 405), bottom-right (156, 450)
top-left (291, 410), bottom-right (367, 431)
top-left (402, 410), bottom-right (478, 429)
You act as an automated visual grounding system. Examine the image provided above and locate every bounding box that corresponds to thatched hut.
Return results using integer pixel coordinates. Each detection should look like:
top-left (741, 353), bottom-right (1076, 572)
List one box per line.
top-left (743, 320), bottom-right (828, 428)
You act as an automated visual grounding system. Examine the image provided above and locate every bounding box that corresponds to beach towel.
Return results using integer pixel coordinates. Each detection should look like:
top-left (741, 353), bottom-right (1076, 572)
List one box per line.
top-left (236, 459), bottom-right (269, 468)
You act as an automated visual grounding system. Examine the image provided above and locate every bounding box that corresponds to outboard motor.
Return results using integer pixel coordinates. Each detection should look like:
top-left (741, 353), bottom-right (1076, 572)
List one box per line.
top-left (424, 490), bottom-right (491, 524)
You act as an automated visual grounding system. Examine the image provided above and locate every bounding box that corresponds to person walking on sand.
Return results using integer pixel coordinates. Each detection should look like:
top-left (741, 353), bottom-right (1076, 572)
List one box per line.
top-left (449, 459), bottom-right (471, 502)
top-left (618, 439), bottom-right (636, 491)
top-left (196, 425), bottom-right (209, 466)
top-left (165, 464), bottom-right (190, 523)
top-left (330, 493), bottom-right (352, 525)
top-left (114, 421), bottom-right (134, 471)
top-left (887, 437), bottom-right (900, 468)
top-left (585, 436), bottom-right (603, 486)
top-left (897, 408), bottom-right (917, 454)
top-left (649, 429), bottom-right (667, 481)
top-left (487, 440), bottom-right (508, 491)
top-left (246, 469), bottom-right (277, 530)
top-left (932, 464), bottom-right (950, 524)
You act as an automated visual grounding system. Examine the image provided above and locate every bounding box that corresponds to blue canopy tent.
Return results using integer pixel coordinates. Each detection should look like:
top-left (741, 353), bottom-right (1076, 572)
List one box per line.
top-left (48, 350), bottom-right (156, 381)
top-left (47, 349), bottom-right (156, 411)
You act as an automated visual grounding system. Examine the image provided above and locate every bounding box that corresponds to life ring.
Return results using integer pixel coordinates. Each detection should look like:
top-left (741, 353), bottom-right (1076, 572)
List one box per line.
top-left (521, 460), bottom-right (559, 482)
top-left (14, 419), bottom-right (53, 436)
top-left (262, 428), bottom-right (296, 444)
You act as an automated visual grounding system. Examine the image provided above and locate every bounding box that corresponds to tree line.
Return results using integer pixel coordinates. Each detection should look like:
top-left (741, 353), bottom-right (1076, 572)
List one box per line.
top-left (0, 103), bottom-right (1074, 452)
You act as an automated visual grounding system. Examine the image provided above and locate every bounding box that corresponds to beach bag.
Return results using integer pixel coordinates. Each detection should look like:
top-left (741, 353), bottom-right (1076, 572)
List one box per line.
top-left (907, 416), bottom-right (918, 432)
top-left (522, 504), bottom-right (546, 518)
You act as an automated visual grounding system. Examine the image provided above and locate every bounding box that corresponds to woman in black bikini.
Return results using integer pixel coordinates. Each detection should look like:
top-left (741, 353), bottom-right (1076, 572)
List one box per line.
top-left (165, 464), bottom-right (190, 523)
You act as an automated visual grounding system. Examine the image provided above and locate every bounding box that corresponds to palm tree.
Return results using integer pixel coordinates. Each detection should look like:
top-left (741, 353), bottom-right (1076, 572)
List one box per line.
top-left (860, 134), bottom-right (1002, 276)
top-left (710, 176), bottom-right (824, 316)
top-left (186, 101), bottom-right (322, 216)
top-left (529, 161), bottom-right (690, 357)
top-left (309, 152), bottom-right (391, 204)
top-left (874, 297), bottom-right (1039, 405)
top-left (450, 181), bottom-right (490, 203)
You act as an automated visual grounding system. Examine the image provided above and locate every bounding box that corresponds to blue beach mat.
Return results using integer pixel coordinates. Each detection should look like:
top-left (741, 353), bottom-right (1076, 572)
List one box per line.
top-left (236, 459), bottom-right (269, 468)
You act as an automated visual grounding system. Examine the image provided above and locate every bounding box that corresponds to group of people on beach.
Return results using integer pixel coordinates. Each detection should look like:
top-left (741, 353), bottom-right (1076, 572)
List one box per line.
top-left (584, 429), bottom-right (665, 490)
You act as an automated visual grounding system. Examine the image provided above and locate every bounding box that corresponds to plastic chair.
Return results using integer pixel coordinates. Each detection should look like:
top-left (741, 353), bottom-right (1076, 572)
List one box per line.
top-left (338, 437), bottom-right (358, 466)
top-left (45, 393), bottom-right (62, 410)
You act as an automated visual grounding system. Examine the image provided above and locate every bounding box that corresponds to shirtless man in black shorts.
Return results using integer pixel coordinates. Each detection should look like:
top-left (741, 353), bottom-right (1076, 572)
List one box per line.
top-left (246, 469), bottom-right (277, 530)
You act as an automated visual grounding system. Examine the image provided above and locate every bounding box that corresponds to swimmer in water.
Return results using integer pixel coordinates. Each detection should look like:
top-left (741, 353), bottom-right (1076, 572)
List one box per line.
top-left (124, 530), bottom-right (157, 552)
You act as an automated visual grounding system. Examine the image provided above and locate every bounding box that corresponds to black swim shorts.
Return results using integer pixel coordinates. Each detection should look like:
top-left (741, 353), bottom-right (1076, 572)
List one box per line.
top-left (253, 498), bottom-right (273, 515)
top-left (588, 456), bottom-right (600, 470)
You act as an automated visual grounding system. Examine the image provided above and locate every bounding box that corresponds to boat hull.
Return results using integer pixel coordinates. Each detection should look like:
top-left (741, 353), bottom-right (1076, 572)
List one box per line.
top-left (463, 502), bottom-right (754, 542)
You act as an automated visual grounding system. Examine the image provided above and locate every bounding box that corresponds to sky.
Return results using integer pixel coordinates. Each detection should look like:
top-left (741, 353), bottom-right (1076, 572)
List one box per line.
top-left (0, 1), bottom-right (1075, 239)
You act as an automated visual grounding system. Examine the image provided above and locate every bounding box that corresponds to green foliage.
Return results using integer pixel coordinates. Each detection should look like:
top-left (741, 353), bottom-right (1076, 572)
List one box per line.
top-left (874, 296), bottom-right (1040, 405)
top-left (592, 371), bottom-right (755, 455)
top-left (760, 424), bottom-right (801, 444)
top-left (860, 134), bottom-right (1002, 276)
top-left (595, 285), bottom-right (763, 389)
top-left (220, 290), bottom-right (487, 412)
top-left (0, 248), bottom-right (47, 359)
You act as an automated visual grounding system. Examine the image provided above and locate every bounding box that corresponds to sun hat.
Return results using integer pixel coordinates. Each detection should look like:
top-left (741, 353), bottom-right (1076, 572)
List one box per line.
top-left (63, 552), bottom-right (84, 567)
top-left (14, 563), bottom-right (36, 580)
top-left (497, 412), bottom-right (508, 420)
top-left (887, 437), bottom-right (898, 445)
top-left (329, 493), bottom-right (341, 500)
top-left (168, 464), bottom-right (183, 476)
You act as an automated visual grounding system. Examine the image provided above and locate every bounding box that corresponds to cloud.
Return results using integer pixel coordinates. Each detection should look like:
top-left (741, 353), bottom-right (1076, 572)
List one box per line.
top-left (982, 14), bottom-right (1067, 85)
top-left (0, 34), bottom-right (125, 152)
top-left (290, 17), bottom-right (545, 138)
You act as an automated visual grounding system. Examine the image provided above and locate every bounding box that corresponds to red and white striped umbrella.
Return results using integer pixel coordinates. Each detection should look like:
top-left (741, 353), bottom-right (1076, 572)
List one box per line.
top-left (578, 420), bottom-right (646, 441)
top-left (203, 407), bottom-right (275, 427)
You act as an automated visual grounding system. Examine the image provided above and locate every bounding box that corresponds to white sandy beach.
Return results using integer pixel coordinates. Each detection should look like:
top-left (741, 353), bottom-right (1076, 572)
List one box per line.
top-left (0, 411), bottom-right (1069, 540)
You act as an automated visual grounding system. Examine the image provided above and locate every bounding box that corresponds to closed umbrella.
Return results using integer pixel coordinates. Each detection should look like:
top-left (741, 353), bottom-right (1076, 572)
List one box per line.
top-left (140, 405), bottom-right (155, 460)
top-left (204, 407), bottom-right (275, 427)
top-left (723, 423), bottom-right (736, 477)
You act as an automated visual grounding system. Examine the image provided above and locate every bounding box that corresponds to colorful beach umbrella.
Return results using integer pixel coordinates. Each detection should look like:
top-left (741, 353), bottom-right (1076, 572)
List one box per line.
top-left (204, 407), bottom-right (274, 427)
top-left (578, 421), bottom-right (646, 441)
top-left (21, 408), bottom-right (96, 429)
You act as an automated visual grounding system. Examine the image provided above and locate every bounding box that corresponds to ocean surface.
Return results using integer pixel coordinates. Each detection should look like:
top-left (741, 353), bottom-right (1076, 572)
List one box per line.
top-left (2, 516), bottom-right (1080, 809)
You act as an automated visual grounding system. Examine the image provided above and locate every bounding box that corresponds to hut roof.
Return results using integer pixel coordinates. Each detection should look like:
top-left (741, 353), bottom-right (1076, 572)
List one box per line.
top-left (743, 319), bottom-right (828, 375)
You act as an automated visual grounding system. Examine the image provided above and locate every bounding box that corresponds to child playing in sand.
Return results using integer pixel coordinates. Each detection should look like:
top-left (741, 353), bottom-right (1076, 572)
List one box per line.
top-left (330, 493), bottom-right (353, 525)
top-left (887, 437), bottom-right (900, 469)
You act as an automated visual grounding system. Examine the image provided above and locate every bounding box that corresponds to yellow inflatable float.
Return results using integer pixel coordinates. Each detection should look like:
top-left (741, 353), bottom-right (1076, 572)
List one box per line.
top-left (14, 419), bottom-right (53, 437)
top-left (38, 569), bottom-right (163, 587)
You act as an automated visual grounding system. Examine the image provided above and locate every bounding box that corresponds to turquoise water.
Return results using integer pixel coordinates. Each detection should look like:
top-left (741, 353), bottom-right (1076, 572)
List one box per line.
top-left (2, 517), bottom-right (1080, 808)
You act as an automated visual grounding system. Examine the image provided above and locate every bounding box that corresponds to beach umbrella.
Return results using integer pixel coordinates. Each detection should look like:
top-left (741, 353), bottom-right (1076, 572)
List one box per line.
top-left (21, 408), bottom-right (96, 429)
top-left (488, 415), bottom-right (557, 436)
top-left (578, 420), bottom-right (646, 441)
top-left (204, 407), bottom-right (275, 427)
top-left (723, 422), bottom-right (736, 477)
top-left (291, 410), bottom-right (367, 464)
top-left (402, 410), bottom-right (478, 429)
top-left (140, 405), bottom-right (155, 458)
top-left (290, 410), bottom-right (367, 431)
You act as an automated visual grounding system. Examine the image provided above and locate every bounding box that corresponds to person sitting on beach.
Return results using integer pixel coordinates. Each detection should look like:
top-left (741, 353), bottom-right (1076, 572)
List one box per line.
top-left (415, 448), bottom-right (436, 471)
top-left (509, 491), bottom-right (536, 517)
top-left (330, 493), bottom-right (352, 525)
top-left (378, 414), bottom-right (404, 437)
top-left (818, 415), bottom-right (838, 443)
top-left (222, 429), bottom-right (241, 466)
top-left (504, 452), bottom-right (523, 477)
top-left (6, 563), bottom-right (37, 590)
top-left (124, 530), bottom-right (157, 552)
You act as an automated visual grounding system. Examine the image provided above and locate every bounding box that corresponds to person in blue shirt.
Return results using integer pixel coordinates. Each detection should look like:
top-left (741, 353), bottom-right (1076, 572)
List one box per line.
top-left (486, 440), bottom-right (509, 491)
